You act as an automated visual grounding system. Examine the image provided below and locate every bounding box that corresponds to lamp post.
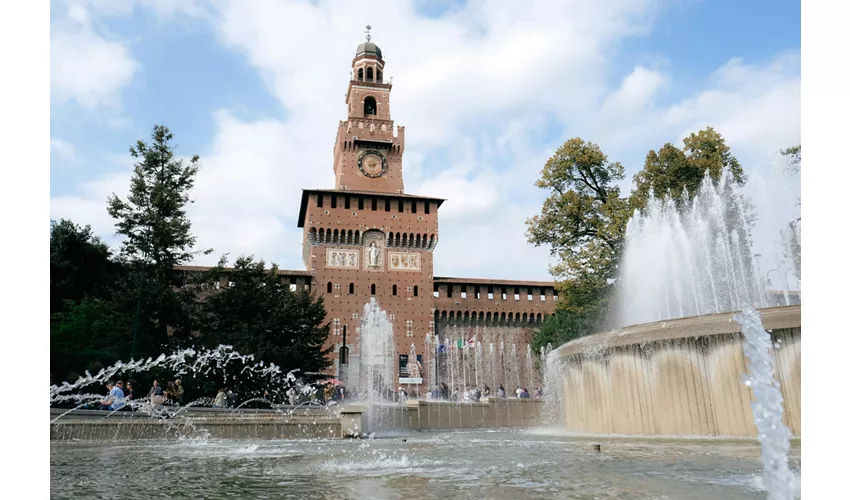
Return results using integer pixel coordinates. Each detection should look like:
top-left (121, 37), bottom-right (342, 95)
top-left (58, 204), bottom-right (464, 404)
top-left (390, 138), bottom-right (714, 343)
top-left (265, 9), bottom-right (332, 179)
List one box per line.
top-left (784, 268), bottom-right (800, 303)
top-left (767, 268), bottom-right (791, 306)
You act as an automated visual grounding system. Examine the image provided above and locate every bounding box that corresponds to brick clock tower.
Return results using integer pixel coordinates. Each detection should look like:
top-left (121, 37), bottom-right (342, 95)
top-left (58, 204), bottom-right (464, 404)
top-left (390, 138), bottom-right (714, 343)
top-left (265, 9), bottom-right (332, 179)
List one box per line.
top-left (179, 34), bottom-right (557, 392)
top-left (297, 35), bottom-right (443, 386)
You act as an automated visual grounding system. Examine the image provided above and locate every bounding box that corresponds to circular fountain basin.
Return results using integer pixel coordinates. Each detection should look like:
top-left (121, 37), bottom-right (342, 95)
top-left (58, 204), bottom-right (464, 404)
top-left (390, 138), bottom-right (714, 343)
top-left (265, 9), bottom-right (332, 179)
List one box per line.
top-left (554, 305), bottom-right (801, 438)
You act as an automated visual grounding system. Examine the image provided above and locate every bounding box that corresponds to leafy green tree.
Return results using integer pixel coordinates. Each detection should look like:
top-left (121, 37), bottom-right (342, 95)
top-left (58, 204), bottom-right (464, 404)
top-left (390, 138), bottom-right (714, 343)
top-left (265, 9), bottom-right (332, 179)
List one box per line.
top-left (631, 127), bottom-right (746, 210)
top-left (530, 308), bottom-right (603, 355)
top-left (107, 124), bottom-right (209, 358)
top-left (50, 219), bottom-right (119, 315)
top-left (631, 127), bottom-right (757, 298)
top-left (198, 256), bottom-right (333, 380)
top-left (50, 297), bottom-right (134, 384)
top-left (526, 138), bottom-right (630, 316)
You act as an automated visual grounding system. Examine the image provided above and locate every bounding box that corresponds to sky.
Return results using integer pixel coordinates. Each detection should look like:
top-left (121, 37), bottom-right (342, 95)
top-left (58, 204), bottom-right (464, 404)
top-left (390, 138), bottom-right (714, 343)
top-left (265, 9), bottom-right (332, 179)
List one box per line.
top-left (49, 0), bottom-right (801, 283)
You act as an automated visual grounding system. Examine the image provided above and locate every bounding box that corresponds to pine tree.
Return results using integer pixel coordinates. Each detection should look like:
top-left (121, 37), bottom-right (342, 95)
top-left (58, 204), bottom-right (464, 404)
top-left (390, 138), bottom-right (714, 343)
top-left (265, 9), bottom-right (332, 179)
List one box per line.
top-left (198, 256), bottom-right (333, 383)
top-left (107, 125), bottom-right (209, 358)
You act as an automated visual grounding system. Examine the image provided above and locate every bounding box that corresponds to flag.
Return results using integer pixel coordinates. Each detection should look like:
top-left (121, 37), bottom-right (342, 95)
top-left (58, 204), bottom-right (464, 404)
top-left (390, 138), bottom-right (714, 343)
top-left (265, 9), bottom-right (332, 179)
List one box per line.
top-left (467, 338), bottom-right (475, 349)
top-left (456, 338), bottom-right (464, 350)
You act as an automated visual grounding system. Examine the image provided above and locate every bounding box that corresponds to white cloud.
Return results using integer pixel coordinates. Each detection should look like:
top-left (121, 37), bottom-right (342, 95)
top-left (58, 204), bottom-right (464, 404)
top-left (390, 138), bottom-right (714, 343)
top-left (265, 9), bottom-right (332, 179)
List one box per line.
top-left (50, 169), bottom-right (129, 239)
top-left (50, 138), bottom-right (78, 163)
top-left (50, 0), bottom-right (800, 283)
top-left (50, 2), bottom-right (139, 109)
top-left (601, 66), bottom-right (667, 116)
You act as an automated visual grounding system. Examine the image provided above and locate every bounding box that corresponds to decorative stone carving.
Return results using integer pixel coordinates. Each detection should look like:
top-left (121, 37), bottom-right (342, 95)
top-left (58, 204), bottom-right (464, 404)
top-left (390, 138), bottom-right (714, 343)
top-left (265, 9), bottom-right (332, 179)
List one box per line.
top-left (326, 249), bottom-right (358, 269)
top-left (362, 230), bottom-right (385, 270)
top-left (388, 252), bottom-right (421, 271)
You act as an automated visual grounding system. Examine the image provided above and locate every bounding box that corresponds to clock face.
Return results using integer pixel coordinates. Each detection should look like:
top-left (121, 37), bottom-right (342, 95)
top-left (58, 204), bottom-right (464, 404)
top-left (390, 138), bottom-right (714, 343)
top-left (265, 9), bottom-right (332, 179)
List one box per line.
top-left (358, 151), bottom-right (386, 178)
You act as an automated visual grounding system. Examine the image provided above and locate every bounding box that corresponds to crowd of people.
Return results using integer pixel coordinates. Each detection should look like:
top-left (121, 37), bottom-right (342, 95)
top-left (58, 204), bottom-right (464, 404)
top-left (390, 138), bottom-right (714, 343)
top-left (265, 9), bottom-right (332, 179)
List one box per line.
top-left (90, 377), bottom-right (544, 411)
top-left (418, 383), bottom-right (543, 402)
top-left (94, 378), bottom-right (186, 411)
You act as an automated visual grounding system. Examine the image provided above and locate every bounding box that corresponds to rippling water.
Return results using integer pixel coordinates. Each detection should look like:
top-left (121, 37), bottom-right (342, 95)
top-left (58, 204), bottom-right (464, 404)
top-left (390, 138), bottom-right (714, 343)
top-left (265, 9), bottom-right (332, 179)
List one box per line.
top-left (50, 429), bottom-right (801, 499)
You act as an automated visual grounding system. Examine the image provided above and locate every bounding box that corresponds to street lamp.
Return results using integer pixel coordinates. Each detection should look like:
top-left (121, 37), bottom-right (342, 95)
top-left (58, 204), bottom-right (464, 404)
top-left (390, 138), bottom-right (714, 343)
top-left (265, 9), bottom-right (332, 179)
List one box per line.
top-left (767, 268), bottom-right (791, 306)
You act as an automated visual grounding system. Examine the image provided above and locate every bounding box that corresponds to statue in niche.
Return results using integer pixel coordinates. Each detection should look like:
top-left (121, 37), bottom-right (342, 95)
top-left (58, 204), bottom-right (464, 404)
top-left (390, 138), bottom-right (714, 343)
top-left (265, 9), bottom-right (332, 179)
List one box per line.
top-left (368, 241), bottom-right (379, 267)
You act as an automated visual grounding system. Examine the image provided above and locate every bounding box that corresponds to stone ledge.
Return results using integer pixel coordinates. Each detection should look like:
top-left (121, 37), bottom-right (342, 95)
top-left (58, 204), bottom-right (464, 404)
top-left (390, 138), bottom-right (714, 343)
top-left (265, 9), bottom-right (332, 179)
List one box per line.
top-left (556, 305), bottom-right (801, 357)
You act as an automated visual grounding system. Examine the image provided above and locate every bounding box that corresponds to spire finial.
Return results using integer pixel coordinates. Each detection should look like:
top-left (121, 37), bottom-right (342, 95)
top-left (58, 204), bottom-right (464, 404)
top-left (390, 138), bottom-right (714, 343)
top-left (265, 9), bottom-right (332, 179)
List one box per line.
top-left (364, 25), bottom-right (372, 42)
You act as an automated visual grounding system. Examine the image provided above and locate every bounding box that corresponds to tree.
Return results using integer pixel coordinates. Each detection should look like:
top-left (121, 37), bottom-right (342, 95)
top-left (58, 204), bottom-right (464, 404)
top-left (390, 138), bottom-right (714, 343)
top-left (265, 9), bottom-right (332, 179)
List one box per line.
top-left (50, 219), bottom-right (132, 383)
top-left (107, 124), bottom-right (209, 358)
top-left (50, 297), bottom-right (133, 384)
top-left (50, 219), bottom-right (118, 315)
top-left (631, 127), bottom-right (746, 210)
top-left (530, 308), bottom-right (603, 356)
top-left (526, 138), bottom-right (630, 316)
top-left (198, 256), bottom-right (333, 387)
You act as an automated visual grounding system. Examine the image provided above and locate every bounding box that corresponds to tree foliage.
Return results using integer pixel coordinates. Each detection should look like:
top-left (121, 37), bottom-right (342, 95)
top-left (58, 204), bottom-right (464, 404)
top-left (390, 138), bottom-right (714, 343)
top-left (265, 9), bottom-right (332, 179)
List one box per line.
top-left (106, 125), bottom-right (209, 353)
top-left (50, 219), bottom-right (119, 315)
top-left (198, 256), bottom-right (333, 377)
top-left (50, 297), bottom-right (133, 383)
top-left (50, 125), bottom-right (337, 398)
top-left (530, 308), bottom-right (604, 356)
top-left (631, 127), bottom-right (746, 210)
top-left (526, 138), bottom-right (630, 316)
top-left (528, 128), bottom-right (754, 352)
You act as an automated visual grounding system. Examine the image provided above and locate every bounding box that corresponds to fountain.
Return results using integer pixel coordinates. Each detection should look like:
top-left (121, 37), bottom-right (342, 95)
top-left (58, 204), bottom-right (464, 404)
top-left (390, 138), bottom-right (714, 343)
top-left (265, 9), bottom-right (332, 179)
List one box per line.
top-left (734, 306), bottom-right (799, 500)
top-left (48, 344), bottom-right (343, 440)
top-left (539, 344), bottom-right (563, 428)
top-left (614, 171), bottom-right (772, 328)
top-left (358, 298), bottom-right (395, 406)
top-left (548, 167), bottom-right (801, 498)
top-left (350, 297), bottom-right (408, 434)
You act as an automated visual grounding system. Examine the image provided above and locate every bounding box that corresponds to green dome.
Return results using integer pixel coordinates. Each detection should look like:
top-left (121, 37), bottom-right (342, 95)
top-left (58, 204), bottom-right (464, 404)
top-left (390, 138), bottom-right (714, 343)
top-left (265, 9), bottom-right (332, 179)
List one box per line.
top-left (356, 42), bottom-right (383, 59)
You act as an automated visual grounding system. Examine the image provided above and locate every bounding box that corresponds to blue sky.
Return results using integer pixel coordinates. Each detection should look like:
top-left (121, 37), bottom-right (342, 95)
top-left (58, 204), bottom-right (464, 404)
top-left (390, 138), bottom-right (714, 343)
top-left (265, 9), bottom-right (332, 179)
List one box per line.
top-left (50, 0), bottom-right (801, 282)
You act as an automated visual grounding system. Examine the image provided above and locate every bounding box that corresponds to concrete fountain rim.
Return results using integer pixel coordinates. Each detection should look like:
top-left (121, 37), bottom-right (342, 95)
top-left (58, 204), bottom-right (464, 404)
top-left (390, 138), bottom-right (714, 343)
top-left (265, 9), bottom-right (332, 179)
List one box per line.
top-left (554, 305), bottom-right (801, 358)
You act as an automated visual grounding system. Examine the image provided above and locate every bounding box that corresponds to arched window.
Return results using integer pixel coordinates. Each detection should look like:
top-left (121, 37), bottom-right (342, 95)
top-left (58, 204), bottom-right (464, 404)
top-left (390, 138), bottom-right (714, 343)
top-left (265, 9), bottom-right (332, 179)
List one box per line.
top-left (366, 67), bottom-right (373, 81)
top-left (413, 285), bottom-right (419, 297)
top-left (376, 69), bottom-right (382, 83)
top-left (392, 284), bottom-right (398, 296)
top-left (357, 68), bottom-right (363, 81)
top-left (327, 282), bottom-right (332, 293)
top-left (364, 96), bottom-right (377, 116)
top-left (349, 283), bottom-right (354, 294)
top-left (370, 283), bottom-right (376, 295)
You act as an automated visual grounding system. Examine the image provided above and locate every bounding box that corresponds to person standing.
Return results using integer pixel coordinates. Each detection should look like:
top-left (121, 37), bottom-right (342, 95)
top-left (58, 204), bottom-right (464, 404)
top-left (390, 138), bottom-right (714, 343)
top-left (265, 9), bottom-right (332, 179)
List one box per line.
top-left (174, 379), bottom-right (185, 405)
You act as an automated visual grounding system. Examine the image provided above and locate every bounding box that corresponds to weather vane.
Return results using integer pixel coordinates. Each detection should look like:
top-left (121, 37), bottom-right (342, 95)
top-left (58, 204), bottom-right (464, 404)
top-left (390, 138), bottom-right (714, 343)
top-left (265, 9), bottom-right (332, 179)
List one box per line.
top-left (365, 25), bottom-right (372, 42)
